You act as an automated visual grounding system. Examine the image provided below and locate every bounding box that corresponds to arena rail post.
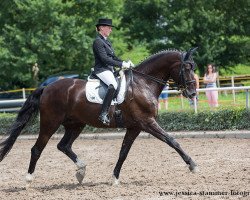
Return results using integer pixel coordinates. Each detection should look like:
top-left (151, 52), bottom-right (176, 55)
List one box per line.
top-left (194, 96), bottom-right (198, 114)
top-left (231, 76), bottom-right (236, 104)
top-left (22, 88), bottom-right (26, 99)
top-left (246, 89), bottom-right (249, 109)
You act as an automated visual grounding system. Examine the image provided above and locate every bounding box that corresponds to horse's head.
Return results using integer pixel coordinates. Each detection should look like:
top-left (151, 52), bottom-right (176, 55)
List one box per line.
top-left (172, 47), bottom-right (198, 99)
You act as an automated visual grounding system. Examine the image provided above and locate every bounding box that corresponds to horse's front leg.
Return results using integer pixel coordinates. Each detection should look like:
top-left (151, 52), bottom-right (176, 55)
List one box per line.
top-left (113, 128), bottom-right (141, 185)
top-left (143, 119), bottom-right (198, 172)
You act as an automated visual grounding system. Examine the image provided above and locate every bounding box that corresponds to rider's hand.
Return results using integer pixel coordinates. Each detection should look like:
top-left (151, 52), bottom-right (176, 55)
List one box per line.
top-left (128, 60), bottom-right (135, 67)
top-left (122, 61), bottom-right (130, 69)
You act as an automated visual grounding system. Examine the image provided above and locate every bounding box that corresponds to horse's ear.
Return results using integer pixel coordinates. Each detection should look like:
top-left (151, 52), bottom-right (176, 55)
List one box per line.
top-left (184, 47), bottom-right (198, 61)
top-left (190, 47), bottom-right (198, 56)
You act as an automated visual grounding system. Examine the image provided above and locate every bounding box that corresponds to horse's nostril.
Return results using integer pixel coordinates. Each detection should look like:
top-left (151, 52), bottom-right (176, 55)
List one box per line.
top-left (192, 93), bottom-right (196, 97)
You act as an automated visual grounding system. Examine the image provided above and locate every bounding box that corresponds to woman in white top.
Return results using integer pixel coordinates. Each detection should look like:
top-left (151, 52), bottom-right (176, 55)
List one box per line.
top-left (203, 64), bottom-right (219, 107)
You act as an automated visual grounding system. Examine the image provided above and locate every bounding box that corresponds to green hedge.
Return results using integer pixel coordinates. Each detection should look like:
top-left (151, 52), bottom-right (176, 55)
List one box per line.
top-left (0, 108), bottom-right (249, 135)
top-left (157, 108), bottom-right (250, 131)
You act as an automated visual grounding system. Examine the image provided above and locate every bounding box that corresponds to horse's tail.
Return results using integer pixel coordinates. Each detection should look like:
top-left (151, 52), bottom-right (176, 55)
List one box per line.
top-left (0, 87), bottom-right (45, 162)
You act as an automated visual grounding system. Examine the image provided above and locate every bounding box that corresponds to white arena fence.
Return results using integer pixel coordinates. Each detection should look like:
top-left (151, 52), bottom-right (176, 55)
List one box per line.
top-left (163, 86), bottom-right (250, 113)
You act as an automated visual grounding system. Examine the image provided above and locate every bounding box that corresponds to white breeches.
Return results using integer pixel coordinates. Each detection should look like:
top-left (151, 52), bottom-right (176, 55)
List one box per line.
top-left (96, 70), bottom-right (118, 90)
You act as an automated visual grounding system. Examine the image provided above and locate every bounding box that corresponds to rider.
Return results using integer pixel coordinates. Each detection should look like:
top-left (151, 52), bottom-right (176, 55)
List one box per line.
top-left (93, 18), bottom-right (134, 125)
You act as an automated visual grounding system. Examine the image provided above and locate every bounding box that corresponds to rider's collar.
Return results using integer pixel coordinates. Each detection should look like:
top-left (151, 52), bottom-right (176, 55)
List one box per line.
top-left (99, 34), bottom-right (107, 40)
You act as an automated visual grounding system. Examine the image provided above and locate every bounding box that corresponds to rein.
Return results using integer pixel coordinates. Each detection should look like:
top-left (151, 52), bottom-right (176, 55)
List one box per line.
top-left (130, 68), bottom-right (168, 86)
top-left (127, 69), bottom-right (167, 100)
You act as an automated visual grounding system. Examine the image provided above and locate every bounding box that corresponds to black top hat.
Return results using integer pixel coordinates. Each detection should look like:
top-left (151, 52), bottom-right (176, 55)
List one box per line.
top-left (96, 18), bottom-right (115, 27)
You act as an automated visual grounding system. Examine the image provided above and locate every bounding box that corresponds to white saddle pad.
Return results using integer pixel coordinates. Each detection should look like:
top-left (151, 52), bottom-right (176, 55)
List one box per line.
top-left (86, 75), bottom-right (126, 105)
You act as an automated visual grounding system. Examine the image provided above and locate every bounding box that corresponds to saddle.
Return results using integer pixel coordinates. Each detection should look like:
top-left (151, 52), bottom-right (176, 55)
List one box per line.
top-left (86, 71), bottom-right (127, 105)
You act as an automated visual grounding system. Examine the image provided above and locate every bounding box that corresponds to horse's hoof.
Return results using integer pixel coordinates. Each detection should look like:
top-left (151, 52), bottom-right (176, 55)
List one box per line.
top-left (25, 173), bottom-right (33, 189)
top-left (112, 175), bottom-right (120, 186)
top-left (189, 164), bottom-right (199, 173)
top-left (76, 167), bottom-right (86, 184)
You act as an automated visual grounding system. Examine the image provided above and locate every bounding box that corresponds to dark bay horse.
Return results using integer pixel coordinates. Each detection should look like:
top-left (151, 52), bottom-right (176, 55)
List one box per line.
top-left (0, 48), bottom-right (198, 186)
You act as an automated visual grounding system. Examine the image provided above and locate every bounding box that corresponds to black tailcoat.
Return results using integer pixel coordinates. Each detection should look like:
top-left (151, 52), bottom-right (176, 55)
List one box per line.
top-left (93, 34), bottom-right (122, 74)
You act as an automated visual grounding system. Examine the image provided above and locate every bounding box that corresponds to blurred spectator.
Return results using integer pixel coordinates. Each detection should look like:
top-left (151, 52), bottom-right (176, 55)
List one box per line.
top-left (32, 63), bottom-right (39, 86)
top-left (158, 84), bottom-right (169, 110)
top-left (32, 63), bottom-right (39, 78)
top-left (203, 64), bottom-right (219, 107)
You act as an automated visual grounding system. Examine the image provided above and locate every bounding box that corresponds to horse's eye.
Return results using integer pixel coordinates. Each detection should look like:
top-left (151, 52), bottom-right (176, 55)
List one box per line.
top-left (185, 64), bottom-right (191, 70)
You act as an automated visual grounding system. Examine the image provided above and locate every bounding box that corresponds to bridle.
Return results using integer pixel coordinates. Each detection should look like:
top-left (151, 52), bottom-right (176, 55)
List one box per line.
top-left (128, 52), bottom-right (196, 92)
top-left (177, 53), bottom-right (196, 92)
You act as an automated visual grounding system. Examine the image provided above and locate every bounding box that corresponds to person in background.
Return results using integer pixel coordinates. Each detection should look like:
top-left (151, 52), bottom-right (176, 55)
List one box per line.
top-left (203, 64), bottom-right (219, 107)
top-left (92, 18), bottom-right (134, 125)
top-left (32, 63), bottom-right (39, 86)
top-left (158, 83), bottom-right (169, 110)
top-left (189, 73), bottom-right (199, 107)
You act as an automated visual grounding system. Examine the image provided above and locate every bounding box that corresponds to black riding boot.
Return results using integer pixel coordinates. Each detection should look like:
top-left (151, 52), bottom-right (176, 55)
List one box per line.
top-left (98, 85), bottom-right (116, 125)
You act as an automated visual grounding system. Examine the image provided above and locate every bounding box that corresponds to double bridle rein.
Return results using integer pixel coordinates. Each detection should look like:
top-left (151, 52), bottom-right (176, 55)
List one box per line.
top-left (129, 68), bottom-right (167, 86)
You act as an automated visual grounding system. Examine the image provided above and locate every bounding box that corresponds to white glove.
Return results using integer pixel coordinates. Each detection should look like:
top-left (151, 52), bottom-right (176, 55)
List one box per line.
top-left (128, 60), bottom-right (135, 67)
top-left (122, 61), bottom-right (130, 69)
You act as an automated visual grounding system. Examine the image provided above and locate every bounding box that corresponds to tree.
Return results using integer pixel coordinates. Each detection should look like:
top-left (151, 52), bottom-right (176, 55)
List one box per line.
top-left (122, 0), bottom-right (250, 75)
top-left (0, 0), bottom-right (125, 90)
top-left (0, 0), bottom-right (92, 89)
top-left (216, 0), bottom-right (250, 67)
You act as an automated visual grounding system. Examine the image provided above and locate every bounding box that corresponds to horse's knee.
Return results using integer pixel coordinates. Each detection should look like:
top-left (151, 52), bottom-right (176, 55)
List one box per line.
top-left (58, 142), bottom-right (78, 163)
top-left (57, 142), bottom-right (72, 155)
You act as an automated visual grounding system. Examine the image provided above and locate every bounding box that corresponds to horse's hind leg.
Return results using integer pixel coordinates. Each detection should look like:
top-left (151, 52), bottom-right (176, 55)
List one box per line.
top-left (57, 123), bottom-right (86, 184)
top-left (26, 124), bottom-right (60, 187)
top-left (144, 119), bottom-right (198, 173)
top-left (113, 128), bottom-right (141, 185)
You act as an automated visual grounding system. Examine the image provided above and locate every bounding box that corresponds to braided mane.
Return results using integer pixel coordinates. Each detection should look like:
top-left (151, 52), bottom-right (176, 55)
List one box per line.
top-left (135, 49), bottom-right (183, 72)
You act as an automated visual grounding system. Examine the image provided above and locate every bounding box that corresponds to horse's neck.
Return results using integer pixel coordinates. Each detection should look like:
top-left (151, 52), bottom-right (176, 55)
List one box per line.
top-left (137, 54), bottom-right (173, 79)
top-left (133, 52), bottom-right (179, 97)
top-left (134, 66), bottom-right (170, 97)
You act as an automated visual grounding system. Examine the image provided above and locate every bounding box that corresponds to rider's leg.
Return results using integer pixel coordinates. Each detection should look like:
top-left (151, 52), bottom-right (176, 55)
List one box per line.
top-left (96, 70), bottom-right (118, 125)
top-left (98, 84), bottom-right (116, 125)
top-left (96, 70), bottom-right (118, 89)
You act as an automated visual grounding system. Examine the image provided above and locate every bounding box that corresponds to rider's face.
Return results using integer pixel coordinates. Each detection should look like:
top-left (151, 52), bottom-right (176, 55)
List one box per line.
top-left (100, 26), bottom-right (112, 37)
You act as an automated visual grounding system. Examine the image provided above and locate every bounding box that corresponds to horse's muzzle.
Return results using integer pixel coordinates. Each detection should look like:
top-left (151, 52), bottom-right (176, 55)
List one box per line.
top-left (182, 90), bottom-right (196, 99)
